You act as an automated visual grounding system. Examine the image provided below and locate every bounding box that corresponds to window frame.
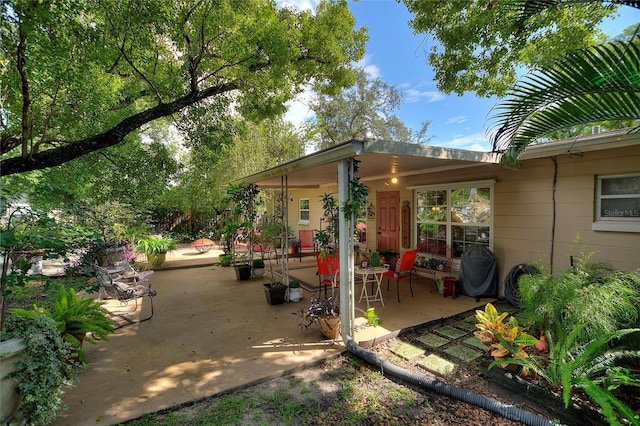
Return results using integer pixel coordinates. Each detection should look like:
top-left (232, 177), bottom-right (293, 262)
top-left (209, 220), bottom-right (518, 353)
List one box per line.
top-left (298, 197), bottom-right (310, 225)
top-left (412, 180), bottom-right (494, 258)
top-left (593, 173), bottom-right (640, 233)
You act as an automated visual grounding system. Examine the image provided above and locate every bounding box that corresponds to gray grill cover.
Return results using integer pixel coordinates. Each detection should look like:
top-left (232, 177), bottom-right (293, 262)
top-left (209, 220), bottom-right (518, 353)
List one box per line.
top-left (459, 245), bottom-right (497, 297)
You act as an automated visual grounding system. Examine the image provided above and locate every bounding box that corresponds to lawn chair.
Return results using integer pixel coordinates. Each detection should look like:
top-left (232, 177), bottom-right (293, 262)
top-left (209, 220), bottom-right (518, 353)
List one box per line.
top-left (298, 230), bottom-right (316, 261)
top-left (111, 261), bottom-right (154, 286)
top-left (96, 268), bottom-right (156, 326)
top-left (383, 249), bottom-right (419, 302)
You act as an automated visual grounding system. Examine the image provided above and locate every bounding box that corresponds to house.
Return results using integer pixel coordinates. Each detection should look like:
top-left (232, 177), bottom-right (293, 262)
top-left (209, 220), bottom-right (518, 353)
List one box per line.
top-left (239, 129), bottom-right (639, 338)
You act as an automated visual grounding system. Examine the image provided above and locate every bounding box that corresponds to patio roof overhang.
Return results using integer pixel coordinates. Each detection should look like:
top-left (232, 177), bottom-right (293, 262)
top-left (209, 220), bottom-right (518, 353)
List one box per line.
top-left (237, 139), bottom-right (500, 188)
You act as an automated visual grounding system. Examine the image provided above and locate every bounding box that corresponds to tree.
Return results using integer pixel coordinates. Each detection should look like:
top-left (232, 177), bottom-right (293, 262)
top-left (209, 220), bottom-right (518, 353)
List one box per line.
top-left (166, 116), bottom-right (307, 224)
top-left (490, 37), bottom-right (640, 167)
top-left (487, 3), bottom-right (640, 167)
top-left (309, 68), bottom-right (431, 150)
top-left (402, 0), bottom-right (620, 96)
top-left (0, 0), bottom-right (367, 176)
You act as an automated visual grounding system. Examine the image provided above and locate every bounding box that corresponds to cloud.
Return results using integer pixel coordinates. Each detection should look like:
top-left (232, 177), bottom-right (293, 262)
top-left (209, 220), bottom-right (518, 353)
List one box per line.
top-left (404, 88), bottom-right (445, 103)
top-left (356, 56), bottom-right (381, 79)
top-left (436, 132), bottom-right (491, 152)
top-left (284, 86), bottom-right (316, 127)
top-left (445, 116), bottom-right (468, 125)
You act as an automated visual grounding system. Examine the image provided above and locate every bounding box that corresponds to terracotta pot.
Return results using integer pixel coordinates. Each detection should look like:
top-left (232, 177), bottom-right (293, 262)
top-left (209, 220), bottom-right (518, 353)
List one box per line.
top-left (534, 332), bottom-right (549, 352)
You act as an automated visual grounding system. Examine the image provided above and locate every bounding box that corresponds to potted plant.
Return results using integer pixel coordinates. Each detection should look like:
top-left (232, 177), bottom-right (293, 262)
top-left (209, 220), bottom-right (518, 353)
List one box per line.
top-left (288, 280), bottom-right (302, 302)
top-left (294, 296), bottom-right (340, 339)
top-left (262, 254), bottom-right (286, 304)
top-left (136, 235), bottom-right (177, 268)
top-left (252, 258), bottom-right (265, 278)
top-left (11, 286), bottom-right (115, 363)
top-left (368, 252), bottom-right (381, 267)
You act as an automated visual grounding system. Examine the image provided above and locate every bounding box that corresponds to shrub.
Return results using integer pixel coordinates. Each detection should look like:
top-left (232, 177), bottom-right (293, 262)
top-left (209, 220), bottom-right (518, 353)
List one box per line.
top-left (3, 313), bottom-right (83, 425)
top-left (518, 256), bottom-right (640, 346)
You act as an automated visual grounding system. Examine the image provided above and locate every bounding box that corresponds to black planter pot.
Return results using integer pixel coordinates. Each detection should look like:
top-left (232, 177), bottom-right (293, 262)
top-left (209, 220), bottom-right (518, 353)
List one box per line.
top-left (234, 264), bottom-right (252, 280)
top-left (263, 283), bottom-right (287, 305)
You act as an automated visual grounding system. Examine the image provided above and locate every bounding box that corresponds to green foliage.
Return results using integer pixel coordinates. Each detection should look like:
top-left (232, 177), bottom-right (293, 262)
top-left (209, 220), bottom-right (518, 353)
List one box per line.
top-left (518, 256), bottom-right (640, 346)
top-left (3, 313), bottom-right (83, 425)
top-left (402, 0), bottom-right (618, 97)
top-left (310, 68), bottom-right (432, 149)
top-left (493, 325), bottom-right (640, 425)
top-left (12, 286), bottom-right (115, 363)
top-left (500, 250), bottom-right (640, 424)
top-left (136, 236), bottom-right (177, 256)
top-left (368, 252), bottom-right (381, 267)
top-left (366, 307), bottom-right (380, 327)
top-left (1, 0), bottom-right (366, 176)
top-left (490, 39), bottom-right (640, 166)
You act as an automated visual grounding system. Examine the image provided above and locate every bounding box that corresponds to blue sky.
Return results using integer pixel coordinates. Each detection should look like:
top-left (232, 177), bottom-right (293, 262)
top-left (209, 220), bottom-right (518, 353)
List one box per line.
top-left (284, 0), bottom-right (639, 152)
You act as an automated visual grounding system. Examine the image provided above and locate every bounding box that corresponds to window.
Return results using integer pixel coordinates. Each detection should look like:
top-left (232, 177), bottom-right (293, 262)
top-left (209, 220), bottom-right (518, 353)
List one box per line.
top-left (415, 181), bottom-right (493, 258)
top-left (298, 198), bottom-right (310, 225)
top-left (593, 174), bottom-right (640, 232)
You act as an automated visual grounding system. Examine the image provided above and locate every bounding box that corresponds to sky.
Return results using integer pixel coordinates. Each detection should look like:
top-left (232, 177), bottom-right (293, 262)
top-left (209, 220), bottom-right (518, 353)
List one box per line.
top-left (283, 0), bottom-right (639, 152)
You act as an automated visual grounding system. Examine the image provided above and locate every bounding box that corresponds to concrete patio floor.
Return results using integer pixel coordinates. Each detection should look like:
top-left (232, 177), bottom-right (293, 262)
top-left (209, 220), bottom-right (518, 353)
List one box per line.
top-left (52, 246), bottom-right (492, 425)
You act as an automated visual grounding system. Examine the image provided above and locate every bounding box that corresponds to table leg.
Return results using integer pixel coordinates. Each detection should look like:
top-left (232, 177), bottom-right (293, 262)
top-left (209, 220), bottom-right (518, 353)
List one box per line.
top-left (374, 273), bottom-right (385, 307)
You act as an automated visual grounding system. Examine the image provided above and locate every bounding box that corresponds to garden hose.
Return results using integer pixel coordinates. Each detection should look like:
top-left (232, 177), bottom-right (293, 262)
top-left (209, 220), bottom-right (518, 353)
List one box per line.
top-left (345, 337), bottom-right (559, 426)
top-left (504, 264), bottom-right (540, 307)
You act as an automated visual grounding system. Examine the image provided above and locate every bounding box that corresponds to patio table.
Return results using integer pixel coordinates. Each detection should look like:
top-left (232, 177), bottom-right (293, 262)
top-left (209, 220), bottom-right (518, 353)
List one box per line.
top-left (355, 265), bottom-right (389, 307)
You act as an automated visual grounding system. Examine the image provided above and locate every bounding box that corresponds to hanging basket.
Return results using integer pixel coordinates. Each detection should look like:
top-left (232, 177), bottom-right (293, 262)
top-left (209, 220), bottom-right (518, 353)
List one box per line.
top-left (318, 316), bottom-right (341, 340)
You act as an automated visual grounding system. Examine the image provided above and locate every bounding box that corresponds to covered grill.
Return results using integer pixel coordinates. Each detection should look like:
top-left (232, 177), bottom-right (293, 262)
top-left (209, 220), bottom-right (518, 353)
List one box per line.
top-left (459, 245), bottom-right (498, 299)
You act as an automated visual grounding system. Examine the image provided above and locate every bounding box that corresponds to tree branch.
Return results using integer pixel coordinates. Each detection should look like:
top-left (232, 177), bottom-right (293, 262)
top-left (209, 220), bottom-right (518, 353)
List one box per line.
top-left (0, 82), bottom-right (238, 176)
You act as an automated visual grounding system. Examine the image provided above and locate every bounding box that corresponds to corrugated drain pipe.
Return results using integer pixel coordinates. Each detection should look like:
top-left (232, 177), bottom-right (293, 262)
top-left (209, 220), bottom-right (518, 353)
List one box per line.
top-left (345, 336), bottom-right (558, 426)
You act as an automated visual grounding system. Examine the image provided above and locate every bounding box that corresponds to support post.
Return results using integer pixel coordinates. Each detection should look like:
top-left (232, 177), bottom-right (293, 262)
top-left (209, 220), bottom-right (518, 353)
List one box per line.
top-left (338, 159), bottom-right (355, 341)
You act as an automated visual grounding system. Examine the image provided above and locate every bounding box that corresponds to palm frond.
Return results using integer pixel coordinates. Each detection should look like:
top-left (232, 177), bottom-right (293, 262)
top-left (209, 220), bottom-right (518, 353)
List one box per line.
top-left (490, 39), bottom-right (640, 165)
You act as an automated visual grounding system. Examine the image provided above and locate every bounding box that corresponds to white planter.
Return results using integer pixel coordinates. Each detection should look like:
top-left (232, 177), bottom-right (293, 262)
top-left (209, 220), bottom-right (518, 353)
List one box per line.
top-left (288, 286), bottom-right (303, 302)
top-left (253, 267), bottom-right (265, 279)
top-left (1, 338), bottom-right (26, 425)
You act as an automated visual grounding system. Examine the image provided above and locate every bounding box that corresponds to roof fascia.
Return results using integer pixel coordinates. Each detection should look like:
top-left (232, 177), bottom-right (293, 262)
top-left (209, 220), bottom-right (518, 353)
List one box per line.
top-left (236, 140), bottom-right (364, 185)
top-left (363, 139), bottom-right (500, 163)
top-left (519, 129), bottom-right (639, 160)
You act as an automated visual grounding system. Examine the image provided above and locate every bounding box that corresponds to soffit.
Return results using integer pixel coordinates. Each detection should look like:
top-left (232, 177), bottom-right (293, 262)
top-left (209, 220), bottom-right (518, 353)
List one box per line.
top-left (238, 139), bottom-right (500, 188)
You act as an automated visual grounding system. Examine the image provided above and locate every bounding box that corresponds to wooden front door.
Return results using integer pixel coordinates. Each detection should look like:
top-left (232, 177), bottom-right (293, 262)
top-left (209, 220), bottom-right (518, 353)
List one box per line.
top-left (377, 191), bottom-right (399, 252)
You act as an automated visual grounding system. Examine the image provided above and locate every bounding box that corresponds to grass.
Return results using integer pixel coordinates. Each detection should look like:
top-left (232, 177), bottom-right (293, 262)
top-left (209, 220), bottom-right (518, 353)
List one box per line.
top-left (120, 354), bottom-right (425, 426)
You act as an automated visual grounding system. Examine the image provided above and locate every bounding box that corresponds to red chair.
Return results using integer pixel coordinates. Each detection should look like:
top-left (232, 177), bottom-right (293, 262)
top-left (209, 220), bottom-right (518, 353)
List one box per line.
top-left (315, 252), bottom-right (339, 296)
top-left (383, 249), bottom-right (419, 302)
top-left (298, 230), bottom-right (316, 261)
top-left (253, 241), bottom-right (278, 263)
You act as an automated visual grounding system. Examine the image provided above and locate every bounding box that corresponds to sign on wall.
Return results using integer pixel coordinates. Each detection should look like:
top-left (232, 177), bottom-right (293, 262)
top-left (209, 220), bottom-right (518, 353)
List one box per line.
top-left (401, 201), bottom-right (411, 248)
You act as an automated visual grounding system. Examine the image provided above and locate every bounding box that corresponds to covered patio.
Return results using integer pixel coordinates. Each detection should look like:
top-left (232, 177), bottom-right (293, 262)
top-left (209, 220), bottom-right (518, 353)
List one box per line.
top-left (53, 246), bottom-right (492, 425)
top-left (238, 139), bottom-right (498, 344)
